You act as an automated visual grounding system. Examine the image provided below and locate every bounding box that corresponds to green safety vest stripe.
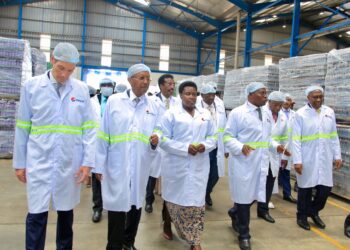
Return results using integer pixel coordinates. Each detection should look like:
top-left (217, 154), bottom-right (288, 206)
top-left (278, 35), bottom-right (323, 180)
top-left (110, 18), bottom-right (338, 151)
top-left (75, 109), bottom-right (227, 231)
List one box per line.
top-left (97, 132), bottom-right (151, 145)
top-left (293, 131), bottom-right (338, 142)
top-left (152, 128), bottom-right (163, 135)
top-left (223, 135), bottom-right (269, 148)
top-left (217, 128), bottom-right (225, 133)
top-left (272, 135), bottom-right (288, 141)
top-left (16, 120), bottom-right (32, 131)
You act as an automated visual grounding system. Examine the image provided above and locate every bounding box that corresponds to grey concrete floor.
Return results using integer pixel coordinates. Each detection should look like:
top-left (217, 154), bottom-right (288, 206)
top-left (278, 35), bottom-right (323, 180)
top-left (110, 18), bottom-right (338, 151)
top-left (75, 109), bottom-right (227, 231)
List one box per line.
top-left (1, 159), bottom-right (349, 250)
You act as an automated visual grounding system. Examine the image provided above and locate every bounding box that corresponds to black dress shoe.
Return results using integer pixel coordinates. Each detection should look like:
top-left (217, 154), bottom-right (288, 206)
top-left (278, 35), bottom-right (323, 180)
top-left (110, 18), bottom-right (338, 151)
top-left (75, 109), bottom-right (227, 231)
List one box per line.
top-left (283, 195), bottom-right (297, 203)
top-left (122, 244), bottom-right (137, 250)
top-left (206, 194), bottom-right (213, 206)
top-left (145, 203), bottom-right (153, 213)
top-left (344, 214), bottom-right (350, 238)
top-left (310, 215), bottom-right (326, 229)
top-left (228, 208), bottom-right (238, 232)
top-left (297, 219), bottom-right (310, 230)
top-left (92, 211), bottom-right (102, 223)
top-left (258, 213), bottom-right (275, 223)
top-left (239, 239), bottom-right (251, 250)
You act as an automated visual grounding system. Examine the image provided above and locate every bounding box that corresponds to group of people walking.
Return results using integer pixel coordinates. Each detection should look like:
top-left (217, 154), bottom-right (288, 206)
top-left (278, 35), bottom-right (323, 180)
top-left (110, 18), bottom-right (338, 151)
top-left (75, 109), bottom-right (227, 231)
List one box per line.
top-left (13, 42), bottom-right (346, 250)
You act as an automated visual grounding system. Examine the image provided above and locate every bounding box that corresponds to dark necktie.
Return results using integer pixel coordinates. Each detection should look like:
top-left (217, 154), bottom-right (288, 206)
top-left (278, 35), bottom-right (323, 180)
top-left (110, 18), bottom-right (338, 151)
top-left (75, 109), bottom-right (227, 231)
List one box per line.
top-left (257, 107), bottom-right (262, 121)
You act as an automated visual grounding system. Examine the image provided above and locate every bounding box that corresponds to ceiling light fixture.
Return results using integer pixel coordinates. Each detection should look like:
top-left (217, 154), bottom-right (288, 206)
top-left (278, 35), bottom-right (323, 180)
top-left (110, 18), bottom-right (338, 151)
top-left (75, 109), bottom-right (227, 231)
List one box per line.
top-left (339, 34), bottom-right (343, 38)
top-left (282, 24), bottom-right (287, 28)
top-left (272, 15), bottom-right (277, 18)
top-left (346, 31), bottom-right (350, 35)
top-left (133, 0), bottom-right (150, 6)
top-left (319, 11), bottom-right (325, 15)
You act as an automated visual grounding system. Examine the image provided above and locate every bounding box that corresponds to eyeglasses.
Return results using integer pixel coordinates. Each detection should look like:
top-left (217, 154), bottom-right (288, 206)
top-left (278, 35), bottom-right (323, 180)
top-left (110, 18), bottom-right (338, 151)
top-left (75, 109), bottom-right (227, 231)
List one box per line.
top-left (132, 76), bottom-right (151, 82)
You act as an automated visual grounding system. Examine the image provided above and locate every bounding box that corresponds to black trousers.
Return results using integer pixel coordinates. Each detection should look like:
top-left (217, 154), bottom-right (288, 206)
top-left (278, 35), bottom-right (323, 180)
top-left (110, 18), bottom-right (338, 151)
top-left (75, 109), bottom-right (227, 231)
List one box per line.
top-left (206, 148), bottom-right (219, 196)
top-left (26, 210), bottom-right (73, 250)
top-left (297, 185), bottom-right (332, 221)
top-left (92, 173), bottom-right (103, 212)
top-left (229, 203), bottom-right (253, 240)
top-left (257, 167), bottom-right (276, 215)
top-left (106, 206), bottom-right (142, 250)
top-left (145, 176), bottom-right (157, 205)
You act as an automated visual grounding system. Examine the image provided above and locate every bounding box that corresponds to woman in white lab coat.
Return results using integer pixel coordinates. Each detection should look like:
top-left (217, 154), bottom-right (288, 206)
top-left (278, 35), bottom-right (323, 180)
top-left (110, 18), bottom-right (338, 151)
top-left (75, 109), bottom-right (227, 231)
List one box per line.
top-left (159, 81), bottom-right (216, 250)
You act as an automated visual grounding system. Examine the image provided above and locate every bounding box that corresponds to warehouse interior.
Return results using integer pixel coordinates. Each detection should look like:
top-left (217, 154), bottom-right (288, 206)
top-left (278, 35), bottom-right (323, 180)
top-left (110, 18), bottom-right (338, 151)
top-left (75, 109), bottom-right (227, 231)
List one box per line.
top-left (0, 0), bottom-right (350, 249)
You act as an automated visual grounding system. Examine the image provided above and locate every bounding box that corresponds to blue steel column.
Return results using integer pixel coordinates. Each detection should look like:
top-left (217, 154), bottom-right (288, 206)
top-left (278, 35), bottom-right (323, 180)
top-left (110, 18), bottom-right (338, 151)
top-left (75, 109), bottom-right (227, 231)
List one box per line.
top-left (81, 0), bottom-right (87, 80)
top-left (215, 31), bottom-right (222, 73)
top-left (290, 0), bottom-right (300, 57)
top-left (244, 11), bottom-right (252, 67)
top-left (196, 39), bottom-right (202, 75)
top-left (141, 15), bottom-right (147, 63)
top-left (17, 0), bottom-right (23, 38)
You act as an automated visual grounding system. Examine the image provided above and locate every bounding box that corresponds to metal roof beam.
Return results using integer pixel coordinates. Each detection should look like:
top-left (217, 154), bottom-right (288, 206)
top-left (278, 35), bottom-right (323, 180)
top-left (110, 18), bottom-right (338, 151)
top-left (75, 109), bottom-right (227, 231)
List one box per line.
top-left (104, 0), bottom-right (200, 39)
top-left (156, 0), bottom-right (220, 27)
top-left (314, 0), bottom-right (350, 21)
top-left (0, 0), bottom-right (43, 7)
top-left (227, 0), bottom-right (249, 12)
top-left (251, 0), bottom-right (310, 12)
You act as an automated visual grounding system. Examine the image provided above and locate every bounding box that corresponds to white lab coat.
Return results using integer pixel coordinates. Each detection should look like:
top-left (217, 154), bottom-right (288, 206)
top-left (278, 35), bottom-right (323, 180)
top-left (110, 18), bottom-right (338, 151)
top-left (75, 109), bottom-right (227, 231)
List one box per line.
top-left (159, 105), bottom-right (216, 207)
top-left (13, 72), bottom-right (96, 213)
top-left (282, 108), bottom-right (296, 171)
top-left (224, 102), bottom-right (278, 204)
top-left (90, 95), bottom-right (101, 121)
top-left (196, 99), bottom-right (227, 177)
top-left (95, 90), bottom-right (161, 212)
top-left (292, 104), bottom-right (341, 188)
top-left (266, 106), bottom-right (289, 178)
top-left (149, 94), bottom-right (180, 178)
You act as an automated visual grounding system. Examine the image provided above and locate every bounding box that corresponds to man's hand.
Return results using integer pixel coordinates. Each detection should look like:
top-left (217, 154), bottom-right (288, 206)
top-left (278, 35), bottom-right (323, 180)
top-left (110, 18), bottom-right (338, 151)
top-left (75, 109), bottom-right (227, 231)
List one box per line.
top-left (15, 169), bottom-right (26, 183)
top-left (242, 145), bottom-right (254, 156)
top-left (277, 145), bottom-right (291, 157)
top-left (225, 153), bottom-right (229, 158)
top-left (197, 144), bottom-right (205, 153)
top-left (95, 173), bottom-right (103, 181)
top-left (188, 144), bottom-right (198, 156)
top-left (280, 160), bottom-right (288, 169)
top-left (334, 159), bottom-right (342, 170)
top-left (75, 166), bottom-right (91, 184)
top-left (294, 164), bottom-right (303, 175)
top-left (149, 134), bottom-right (159, 147)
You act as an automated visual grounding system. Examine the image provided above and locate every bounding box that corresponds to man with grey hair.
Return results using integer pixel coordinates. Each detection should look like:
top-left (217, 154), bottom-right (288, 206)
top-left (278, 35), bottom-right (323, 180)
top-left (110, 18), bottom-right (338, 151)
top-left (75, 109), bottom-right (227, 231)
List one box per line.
top-left (13, 42), bottom-right (97, 250)
top-left (293, 86), bottom-right (342, 231)
top-left (95, 63), bottom-right (161, 250)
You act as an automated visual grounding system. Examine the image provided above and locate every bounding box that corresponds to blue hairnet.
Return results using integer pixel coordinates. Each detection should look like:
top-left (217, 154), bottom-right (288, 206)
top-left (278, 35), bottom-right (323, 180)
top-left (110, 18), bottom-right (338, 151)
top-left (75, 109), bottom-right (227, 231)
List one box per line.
top-left (305, 86), bottom-right (324, 96)
top-left (99, 78), bottom-right (115, 87)
top-left (53, 42), bottom-right (80, 64)
top-left (127, 63), bottom-right (151, 78)
top-left (245, 82), bottom-right (266, 96)
top-left (200, 84), bottom-right (216, 94)
top-left (268, 91), bottom-right (285, 102)
top-left (115, 83), bottom-right (127, 93)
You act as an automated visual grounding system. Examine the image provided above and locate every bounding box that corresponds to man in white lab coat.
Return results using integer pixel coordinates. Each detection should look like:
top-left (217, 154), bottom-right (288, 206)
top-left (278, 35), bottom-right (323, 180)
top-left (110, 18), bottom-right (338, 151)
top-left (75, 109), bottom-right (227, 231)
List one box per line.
top-left (293, 86), bottom-right (342, 231)
top-left (278, 94), bottom-right (297, 203)
top-left (257, 91), bottom-right (290, 223)
top-left (95, 63), bottom-right (160, 250)
top-left (13, 42), bottom-right (97, 250)
top-left (197, 84), bottom-right (228, 207)
top-left (225, 82), bottom-right (289, 250)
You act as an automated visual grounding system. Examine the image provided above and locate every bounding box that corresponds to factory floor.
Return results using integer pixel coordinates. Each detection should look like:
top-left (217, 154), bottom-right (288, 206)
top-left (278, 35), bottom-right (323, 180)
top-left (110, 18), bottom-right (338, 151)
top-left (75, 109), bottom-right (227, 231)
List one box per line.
top-left (1, 159), bottom-right (349, 250)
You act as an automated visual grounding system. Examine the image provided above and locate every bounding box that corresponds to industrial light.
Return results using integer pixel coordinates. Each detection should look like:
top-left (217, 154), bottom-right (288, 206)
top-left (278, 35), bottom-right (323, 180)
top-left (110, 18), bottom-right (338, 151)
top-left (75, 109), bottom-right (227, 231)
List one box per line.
top-left (201, 32), bottom-right (205, 35)
top-left (339, 34), bottom-right (343, 38)
top-left (282, 24), bottom-right (286, 28)
top-left (272, 15), bottom-right (277, 18)
top-left (346, 31), bottom-right (350, 35)
top-left (243, 28), bottom-right (246, 32)
top-left (319, 11), bottom-right (325, 15)
top-left (133, 0), bottom-right (150, 6)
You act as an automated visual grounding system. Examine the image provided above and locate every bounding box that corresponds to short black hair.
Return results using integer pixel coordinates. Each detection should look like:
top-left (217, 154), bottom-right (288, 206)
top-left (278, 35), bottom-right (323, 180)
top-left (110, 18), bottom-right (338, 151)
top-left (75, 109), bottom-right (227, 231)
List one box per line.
top-left (158, 74), bottom-right (174, 87)
top-left (179, 81), bottom-right (197, 94)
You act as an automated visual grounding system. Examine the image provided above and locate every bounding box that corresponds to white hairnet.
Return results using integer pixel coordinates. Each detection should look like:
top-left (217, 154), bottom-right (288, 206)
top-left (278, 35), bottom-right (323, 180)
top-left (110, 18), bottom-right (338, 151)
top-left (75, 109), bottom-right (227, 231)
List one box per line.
top-left (99, 78), bottom-right (115, 86)
top-left (200, 84), bottom-right (216, 94)
top-left (268, 91), bottom-right (285, 102)
top-left (207, 81), bottom-right (218, 90)
top-left (127, 63), bottom-right (151, 78)
top-left (305, 85), bottom-right (324, 96)
top-left (53, 42), bottom-right (80, 64)
top-left (245, 82), bottom-right (266, 96)
top-left (115, 83), bottom-right (127, 93)
top-left (88, 85), bottom-right (96, 96)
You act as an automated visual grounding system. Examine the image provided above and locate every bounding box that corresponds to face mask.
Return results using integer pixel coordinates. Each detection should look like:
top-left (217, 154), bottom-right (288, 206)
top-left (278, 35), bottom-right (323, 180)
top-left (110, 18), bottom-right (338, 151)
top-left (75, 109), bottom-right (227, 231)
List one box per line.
top-left (100, 87), bottom-right (114, 97)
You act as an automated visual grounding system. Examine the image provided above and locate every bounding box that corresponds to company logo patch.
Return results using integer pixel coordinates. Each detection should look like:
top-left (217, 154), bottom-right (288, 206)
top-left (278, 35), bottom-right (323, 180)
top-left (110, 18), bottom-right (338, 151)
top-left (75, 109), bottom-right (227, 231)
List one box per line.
top-left (70, 97), bottom-right (85, 103)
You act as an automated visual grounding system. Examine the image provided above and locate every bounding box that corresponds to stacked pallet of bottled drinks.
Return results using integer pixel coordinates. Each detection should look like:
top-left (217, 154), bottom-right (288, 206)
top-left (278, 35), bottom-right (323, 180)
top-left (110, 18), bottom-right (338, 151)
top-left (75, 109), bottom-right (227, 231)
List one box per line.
top-left (223, 65), bottom-right (279, 110)
top-left (0, 37), bottom-right (32, 158)
top-left (178, 74), bottom-right (225, 94)
top-left (31, 48), bottom-right (47, 76)
top-left (279, 53), bottom-right (327, 110)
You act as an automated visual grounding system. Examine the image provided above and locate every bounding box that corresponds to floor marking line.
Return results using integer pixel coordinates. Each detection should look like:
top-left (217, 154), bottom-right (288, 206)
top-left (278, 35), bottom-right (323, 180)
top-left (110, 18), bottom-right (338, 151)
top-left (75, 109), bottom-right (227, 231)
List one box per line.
top-left (311, 227), bottom-right (350, 250)
top-left (328, 200), bottom-right (350, 213)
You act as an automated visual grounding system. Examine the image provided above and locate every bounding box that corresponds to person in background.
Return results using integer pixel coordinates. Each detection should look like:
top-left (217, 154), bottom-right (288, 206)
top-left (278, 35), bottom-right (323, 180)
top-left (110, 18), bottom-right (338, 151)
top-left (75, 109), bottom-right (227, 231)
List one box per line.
top-left (257, 91), bottom-right (290, 224)
top-left (157, 81), bottom-right (216, 250)
top-left (293, 85), bottom-right (342, 231)
top-left (198, 84), bottom-right (228, 207)
top-left (90, 78), bottom-right (120, 223)
top-left (225, 82), bottom-right (289, 250)
top-left (144, 74), bottom-right (179, 241)
top-left (95, 63), bottom-right (161, 250)
top-left (278, 94), bottom-right (297, 203)
top-left (13, 42), bottom-right (97, 250)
